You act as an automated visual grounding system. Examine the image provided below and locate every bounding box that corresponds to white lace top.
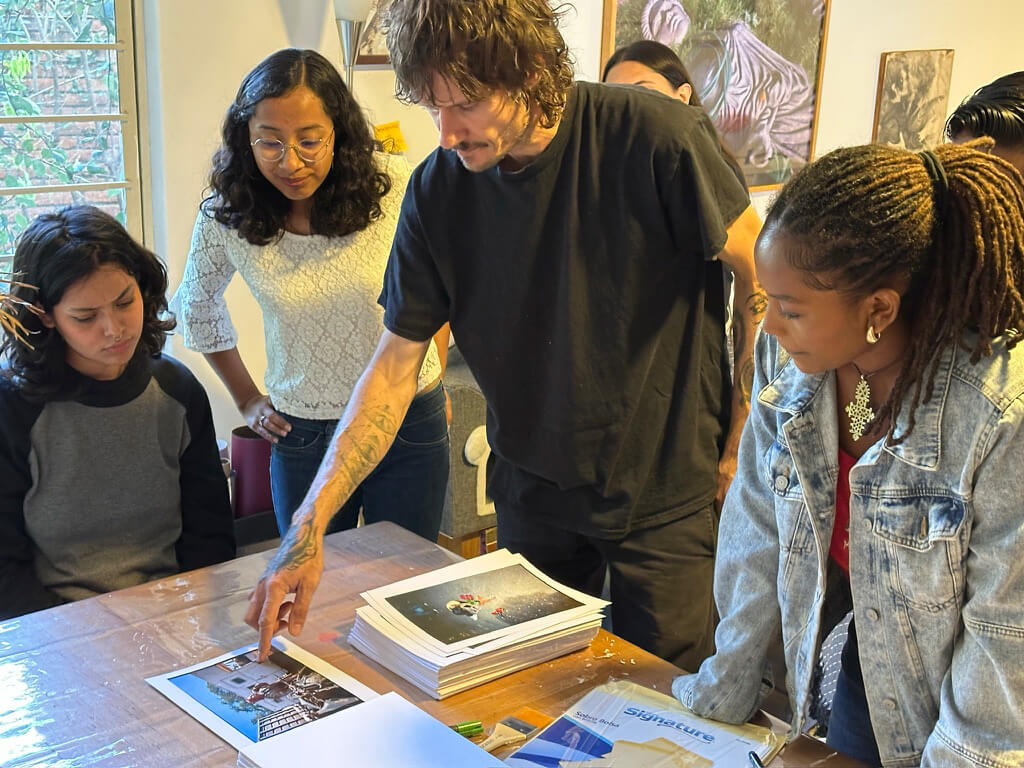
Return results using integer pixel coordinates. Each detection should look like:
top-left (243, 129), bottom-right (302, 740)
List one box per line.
top-left (169, 155), bottom-right (441, 419)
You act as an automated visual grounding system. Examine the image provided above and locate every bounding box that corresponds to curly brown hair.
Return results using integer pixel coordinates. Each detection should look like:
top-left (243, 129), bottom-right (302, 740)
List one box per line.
top-left (205, 49), bottom-right (390, 246)
top-left (384, 0), bottom-right (574, 129)
top-left (763, 138), bottom-right (1024, 443)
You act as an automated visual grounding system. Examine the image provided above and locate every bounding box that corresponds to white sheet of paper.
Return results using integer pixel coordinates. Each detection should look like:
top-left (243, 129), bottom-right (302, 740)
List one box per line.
top-left (236, 691), bottom-right (505, 767)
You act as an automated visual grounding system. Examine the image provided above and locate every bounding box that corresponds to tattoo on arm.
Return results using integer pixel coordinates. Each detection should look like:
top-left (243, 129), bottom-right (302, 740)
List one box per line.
top-left (277, 517), bottom-right (320, 572)
top-left (746, 291), bottom-right (767, 323)
top-left (269, 402), bottom-right (401, 574)
top-left (732, 316), bottom-right (754, 406)
top-left (345, 402), bottom-right (399, 478)
top-left (738, 359), bottom-right (755, 406)
top-left (733, 290), bottom-right (766, 407)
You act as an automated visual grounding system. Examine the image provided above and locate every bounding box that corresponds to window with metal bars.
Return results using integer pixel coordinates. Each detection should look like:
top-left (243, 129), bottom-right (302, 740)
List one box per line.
top-left (0, 0), bottom-right (142, 273)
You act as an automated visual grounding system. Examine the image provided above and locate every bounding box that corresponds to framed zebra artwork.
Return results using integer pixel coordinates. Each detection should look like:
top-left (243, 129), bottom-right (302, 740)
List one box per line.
top-left (603, 0), bottom-right (832, 190)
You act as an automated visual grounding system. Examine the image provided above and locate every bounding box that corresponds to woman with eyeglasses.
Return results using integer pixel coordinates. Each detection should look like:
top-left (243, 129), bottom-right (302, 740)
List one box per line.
top-left (171, 49), bottom-right (450, 539)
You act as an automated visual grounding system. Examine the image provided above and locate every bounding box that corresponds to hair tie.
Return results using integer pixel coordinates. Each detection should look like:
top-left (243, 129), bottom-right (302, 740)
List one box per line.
top-left (918, 149), bottom-right (949, 213)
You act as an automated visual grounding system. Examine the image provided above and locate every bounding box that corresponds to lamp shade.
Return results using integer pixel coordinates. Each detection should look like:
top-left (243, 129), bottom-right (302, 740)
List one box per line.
top-left (333, 0), bottom-right (374, 21)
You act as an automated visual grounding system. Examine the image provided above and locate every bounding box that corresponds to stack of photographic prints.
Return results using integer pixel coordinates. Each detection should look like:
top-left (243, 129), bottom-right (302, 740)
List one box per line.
top-left (347, 549), bottom-right (609, 699)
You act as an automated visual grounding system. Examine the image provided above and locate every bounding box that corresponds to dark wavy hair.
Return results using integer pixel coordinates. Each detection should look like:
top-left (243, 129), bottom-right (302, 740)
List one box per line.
top-left (1, 205), bottom-right (175, 401)
top-left (205, 48), bottom-right (390, 245)
top-left (385, 0), bottom-right (575, 129)
top-left (603, 40), bottom-right (746, 189)
top-left (946, 71), bottom-right (1024, 147)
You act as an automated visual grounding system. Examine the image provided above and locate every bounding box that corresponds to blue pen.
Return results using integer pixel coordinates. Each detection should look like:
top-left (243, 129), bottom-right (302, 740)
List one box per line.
top-left (748, 750), bottom-right (767, 768)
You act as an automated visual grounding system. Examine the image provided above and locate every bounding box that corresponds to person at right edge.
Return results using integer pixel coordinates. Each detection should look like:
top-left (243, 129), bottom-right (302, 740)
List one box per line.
top-left (946, 71), bottom-right (1024, 175)
top-left (246, 0), bottom-right (763, 673)
top-left (674, 141), bottom-right (1024, 766)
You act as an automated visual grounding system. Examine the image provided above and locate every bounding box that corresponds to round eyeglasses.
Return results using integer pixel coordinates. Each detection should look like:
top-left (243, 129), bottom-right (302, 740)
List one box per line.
top-left (250, 130), bottom-right (334, 164)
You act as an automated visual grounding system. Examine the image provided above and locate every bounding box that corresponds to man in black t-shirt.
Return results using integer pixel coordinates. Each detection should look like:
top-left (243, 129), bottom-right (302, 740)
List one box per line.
top-left (247, 0), bottom-right (765, 671)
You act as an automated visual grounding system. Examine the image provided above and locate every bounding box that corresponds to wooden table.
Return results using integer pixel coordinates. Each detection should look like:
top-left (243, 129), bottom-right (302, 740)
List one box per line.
top-left (0, 522), bottom-right (862, 766)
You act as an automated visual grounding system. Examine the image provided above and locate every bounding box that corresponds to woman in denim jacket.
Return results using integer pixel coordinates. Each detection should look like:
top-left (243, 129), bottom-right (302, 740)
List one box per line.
top-left (674, 140), bottom-right (1024, 767)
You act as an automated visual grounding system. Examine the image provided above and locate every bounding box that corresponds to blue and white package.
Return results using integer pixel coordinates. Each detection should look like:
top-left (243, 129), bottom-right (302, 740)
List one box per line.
top-left (504, 680), bottom-right (782, 767)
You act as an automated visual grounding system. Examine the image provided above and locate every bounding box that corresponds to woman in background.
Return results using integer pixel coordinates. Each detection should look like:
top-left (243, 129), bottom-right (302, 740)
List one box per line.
top-left (675, 139), bottom-right (1024, 765)
top-left (603, 39), bottom-right (746, 188)
top-left (172, 49), bottom-right (449, 539)
top-left (0, 206), bottom-right (234, 620)
top-left (946, 71), bottom-right (1024, 174)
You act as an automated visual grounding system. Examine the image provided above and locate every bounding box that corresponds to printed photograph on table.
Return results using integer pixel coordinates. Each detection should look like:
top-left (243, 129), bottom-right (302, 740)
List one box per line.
top-left (356, 0), bottom-right (390, 65)
top-left (872, 49), bottom-right (955, 150)
top-left (386, 562), bottom-right (585, 645)
top-left (146, 639), bottom-right (379, 750)
top-left (604, 0), bottom-right (831, 189)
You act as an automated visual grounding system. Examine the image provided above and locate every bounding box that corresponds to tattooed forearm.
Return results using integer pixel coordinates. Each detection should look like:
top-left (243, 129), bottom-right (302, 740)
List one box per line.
top-left (348, 414), bottom-right (393, 470)
top-left (278, 335), bottom-right (428, 536)
top-left (331, 402), bottom-right (400, 498)
top-left (273, 516), bottom-right (321, 573)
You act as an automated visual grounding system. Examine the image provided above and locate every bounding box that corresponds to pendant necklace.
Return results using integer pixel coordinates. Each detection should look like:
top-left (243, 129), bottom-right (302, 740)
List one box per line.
top-left (844, 357), bottom-right (902, 441)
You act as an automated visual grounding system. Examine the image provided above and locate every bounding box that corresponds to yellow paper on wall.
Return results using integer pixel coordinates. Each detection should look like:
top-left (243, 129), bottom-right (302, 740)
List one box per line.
top-left (374, 121), bottom-right (408, 153)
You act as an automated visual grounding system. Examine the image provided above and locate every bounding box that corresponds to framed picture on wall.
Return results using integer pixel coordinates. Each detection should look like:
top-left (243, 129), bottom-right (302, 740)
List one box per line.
top-left (872, 49), bottom-right (955, 150)
top-left (356, 0), bottom-right (390, 66)
top-left (602, 0), bottom-right (832, 191)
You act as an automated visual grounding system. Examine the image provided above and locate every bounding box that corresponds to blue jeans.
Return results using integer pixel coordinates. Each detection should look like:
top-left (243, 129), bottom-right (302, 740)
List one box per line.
top-left (827, 619), bottom-right (882, 766)
top-left (270, 382), bottom-right (449, 540)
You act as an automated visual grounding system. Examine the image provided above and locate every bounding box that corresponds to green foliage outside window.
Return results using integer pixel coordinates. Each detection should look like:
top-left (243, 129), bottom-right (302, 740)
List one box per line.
top-left (1, 0), bottom-right (124, 265)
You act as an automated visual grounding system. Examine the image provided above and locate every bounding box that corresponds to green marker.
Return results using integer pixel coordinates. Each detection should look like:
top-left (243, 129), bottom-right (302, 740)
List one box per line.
top-left (449, 720), bottom-right (484, 737)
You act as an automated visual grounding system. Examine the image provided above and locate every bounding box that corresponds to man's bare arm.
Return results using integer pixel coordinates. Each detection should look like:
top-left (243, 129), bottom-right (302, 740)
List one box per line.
top-left (245, 329), bottom-right (431, 658)
top-left (715, 204), bottom-right (765, 508)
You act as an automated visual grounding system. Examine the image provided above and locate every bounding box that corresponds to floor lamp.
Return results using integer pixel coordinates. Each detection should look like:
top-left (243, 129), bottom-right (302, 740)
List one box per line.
top-left (334, 0), bottom-right (375, 88)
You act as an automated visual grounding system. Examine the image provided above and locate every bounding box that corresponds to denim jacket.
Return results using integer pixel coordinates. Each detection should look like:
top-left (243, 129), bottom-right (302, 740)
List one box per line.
top-left (673, 331), bottom-right (1024, 767)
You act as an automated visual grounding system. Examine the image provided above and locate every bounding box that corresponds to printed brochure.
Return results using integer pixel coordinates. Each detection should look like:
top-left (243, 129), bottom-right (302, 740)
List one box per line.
top-left (505, 680), bottom-right (783, 767)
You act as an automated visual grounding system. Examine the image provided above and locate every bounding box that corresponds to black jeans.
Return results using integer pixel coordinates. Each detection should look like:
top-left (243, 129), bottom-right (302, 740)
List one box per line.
top-left (496, 503), bottom-right (718, 671)
top-left (827, 619), bottom-right (882, 766)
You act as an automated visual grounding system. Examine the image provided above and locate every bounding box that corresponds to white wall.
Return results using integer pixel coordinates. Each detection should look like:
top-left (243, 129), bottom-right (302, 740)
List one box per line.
top-left (142, 0), bottom-right (1024, 440)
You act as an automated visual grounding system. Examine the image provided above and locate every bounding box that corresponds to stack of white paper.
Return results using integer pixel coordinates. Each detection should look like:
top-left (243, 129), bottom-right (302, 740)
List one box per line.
top-left (348, 549), bottom-right (608, 699)
top-left (237, 691), bottom-right (505, 768)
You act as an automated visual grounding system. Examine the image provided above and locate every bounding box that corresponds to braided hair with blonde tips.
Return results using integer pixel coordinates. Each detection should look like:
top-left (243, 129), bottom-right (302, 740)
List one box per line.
top-left (762, 138), bottom-right (1024, 443)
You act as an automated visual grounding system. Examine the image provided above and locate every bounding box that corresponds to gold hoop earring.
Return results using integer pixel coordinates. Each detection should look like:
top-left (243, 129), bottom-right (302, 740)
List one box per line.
top-left (866, 325), bottom-right (881, 344)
